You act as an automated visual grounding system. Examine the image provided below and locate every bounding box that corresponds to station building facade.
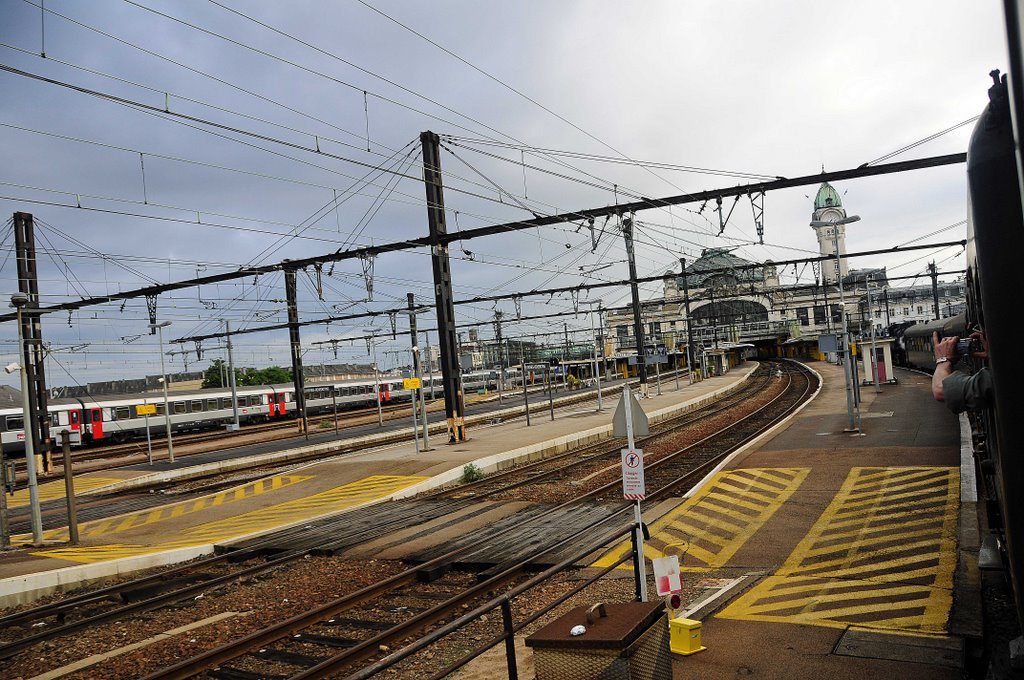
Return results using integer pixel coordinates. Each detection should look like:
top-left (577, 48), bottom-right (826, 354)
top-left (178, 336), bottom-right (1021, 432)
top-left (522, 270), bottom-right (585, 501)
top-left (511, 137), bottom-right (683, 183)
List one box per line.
top-left (603, 181), bottom-right (966, 363)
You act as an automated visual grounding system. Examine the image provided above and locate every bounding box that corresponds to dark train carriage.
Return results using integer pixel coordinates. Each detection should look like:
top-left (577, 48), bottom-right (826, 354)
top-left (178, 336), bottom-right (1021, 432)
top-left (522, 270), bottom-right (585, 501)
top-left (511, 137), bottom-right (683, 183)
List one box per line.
top-left (900, 313), bottom-right (969, 372)
top-left (963, 68), bottom-right (1024, 642)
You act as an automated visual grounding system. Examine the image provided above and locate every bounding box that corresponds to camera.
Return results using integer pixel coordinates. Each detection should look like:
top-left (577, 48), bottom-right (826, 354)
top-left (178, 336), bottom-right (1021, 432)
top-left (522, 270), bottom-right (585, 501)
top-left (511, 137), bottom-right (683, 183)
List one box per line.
top-left (956, 338), bottom-right (980, 356)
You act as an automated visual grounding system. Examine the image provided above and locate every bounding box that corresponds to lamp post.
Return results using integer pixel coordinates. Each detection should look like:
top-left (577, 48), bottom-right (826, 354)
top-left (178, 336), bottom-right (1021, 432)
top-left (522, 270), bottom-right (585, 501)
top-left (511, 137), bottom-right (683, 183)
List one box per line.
top-left (149, 321), bottom-right (175, 462)
top-left (582, 300), bottom-right (603, 410)
top-left (810, 215), bottom-right (861, 433)
top-left (9, 292), bottom-right (42, 544)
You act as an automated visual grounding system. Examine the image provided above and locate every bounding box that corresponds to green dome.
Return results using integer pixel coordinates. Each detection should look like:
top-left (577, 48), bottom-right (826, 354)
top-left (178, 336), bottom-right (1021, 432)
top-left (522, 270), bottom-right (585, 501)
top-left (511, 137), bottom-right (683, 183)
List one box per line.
top-left (814, 182), bottom-right (842, 210)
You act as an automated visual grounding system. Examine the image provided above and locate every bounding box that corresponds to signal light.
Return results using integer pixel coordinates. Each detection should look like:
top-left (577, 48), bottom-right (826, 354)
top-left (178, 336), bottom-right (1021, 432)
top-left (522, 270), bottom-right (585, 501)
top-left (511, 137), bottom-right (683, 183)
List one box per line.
top-left (669, 594), bottom-right (682, 610)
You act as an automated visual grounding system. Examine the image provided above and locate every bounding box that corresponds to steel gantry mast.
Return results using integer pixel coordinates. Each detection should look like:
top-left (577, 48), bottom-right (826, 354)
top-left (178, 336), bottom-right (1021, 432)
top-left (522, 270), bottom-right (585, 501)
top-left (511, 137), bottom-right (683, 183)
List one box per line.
top-left (421, 131), bottom-right (467, 443)
top-left (14, 212), bottom-right (52, 471)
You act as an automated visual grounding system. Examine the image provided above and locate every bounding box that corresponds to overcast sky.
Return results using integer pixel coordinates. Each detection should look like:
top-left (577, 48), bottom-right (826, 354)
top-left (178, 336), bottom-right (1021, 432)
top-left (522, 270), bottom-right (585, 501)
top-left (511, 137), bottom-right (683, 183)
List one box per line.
top-left (0, 1), bottom-right (1010, 388)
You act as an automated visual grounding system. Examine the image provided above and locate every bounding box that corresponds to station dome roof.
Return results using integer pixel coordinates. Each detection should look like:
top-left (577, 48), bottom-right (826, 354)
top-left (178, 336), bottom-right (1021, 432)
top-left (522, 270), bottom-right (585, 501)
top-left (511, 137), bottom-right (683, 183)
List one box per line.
top-left (814, 182), bottom-right (842, 210)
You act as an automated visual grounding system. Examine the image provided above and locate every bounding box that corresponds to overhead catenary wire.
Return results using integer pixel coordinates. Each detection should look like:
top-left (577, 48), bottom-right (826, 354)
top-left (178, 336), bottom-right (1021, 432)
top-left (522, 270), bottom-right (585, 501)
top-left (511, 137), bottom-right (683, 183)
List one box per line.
top-left (445, 135), bottom-right (780, 181)
top-left (192, 0), bottom-right (690, 218)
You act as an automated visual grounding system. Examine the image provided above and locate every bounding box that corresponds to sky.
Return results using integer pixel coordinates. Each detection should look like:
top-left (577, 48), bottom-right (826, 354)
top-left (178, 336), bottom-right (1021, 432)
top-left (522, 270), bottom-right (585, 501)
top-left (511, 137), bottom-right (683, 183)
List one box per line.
top-left (0, 0), bottom-right (1010, 388)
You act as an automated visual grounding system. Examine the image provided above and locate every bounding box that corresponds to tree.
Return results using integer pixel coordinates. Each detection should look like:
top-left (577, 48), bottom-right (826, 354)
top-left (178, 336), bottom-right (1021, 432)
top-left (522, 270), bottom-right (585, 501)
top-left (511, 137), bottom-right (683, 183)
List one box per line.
top-left (201, 359), bottom-right (231, 389)
top-left (202, 360), bottom-right (291, 388)
top-left (239, 366), bottom-right (292, 386)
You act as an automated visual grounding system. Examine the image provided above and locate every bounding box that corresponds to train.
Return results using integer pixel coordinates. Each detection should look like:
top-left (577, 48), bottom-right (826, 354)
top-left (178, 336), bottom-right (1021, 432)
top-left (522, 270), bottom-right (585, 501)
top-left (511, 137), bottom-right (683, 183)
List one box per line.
top-left (0, 370), bottom-right (501, 454)
top-left (942, 67), bottom-right (1024, 653)
top-left (892, 312), bottom-right (969, 373)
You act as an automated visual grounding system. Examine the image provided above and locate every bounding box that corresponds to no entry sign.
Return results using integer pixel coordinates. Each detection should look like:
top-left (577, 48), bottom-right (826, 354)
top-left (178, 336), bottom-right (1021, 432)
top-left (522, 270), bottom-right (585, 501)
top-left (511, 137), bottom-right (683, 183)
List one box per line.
top-left (621, 448), bottom-right (646, 500)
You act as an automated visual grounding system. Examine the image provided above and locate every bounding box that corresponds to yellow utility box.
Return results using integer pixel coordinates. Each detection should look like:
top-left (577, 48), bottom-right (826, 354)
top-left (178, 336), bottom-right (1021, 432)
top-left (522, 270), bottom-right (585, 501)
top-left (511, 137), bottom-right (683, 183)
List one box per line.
top-left (669, 617), bottom-right (706, 656)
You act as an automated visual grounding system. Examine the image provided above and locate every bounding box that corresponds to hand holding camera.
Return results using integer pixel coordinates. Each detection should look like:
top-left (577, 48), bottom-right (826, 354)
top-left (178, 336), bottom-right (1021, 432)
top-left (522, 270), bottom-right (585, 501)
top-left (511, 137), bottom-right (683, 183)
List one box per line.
top-left (933, 329), bottom-right (988, 364)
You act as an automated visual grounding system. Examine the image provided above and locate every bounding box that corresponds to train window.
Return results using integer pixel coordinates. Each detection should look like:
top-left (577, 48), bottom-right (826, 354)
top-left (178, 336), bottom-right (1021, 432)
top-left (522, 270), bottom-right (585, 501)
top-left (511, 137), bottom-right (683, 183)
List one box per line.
top-left (249, 395), bottom-right (261, 407)
top-left (191, 400), bottom-right (204, 412)
top-left (57, 411), bottom-right (70, 426)
top-left (70, 411), bottom-right (79, 424)
top-left (207, 399), bottom-right (218, 410)
top-left (7, 415), bottom-right (24, 430)
top-left (154, 403), bottom-right (165, 415)
top-left (174, 402), bottom-right (187, 414)
top-left (114, 406), bottom-right (131, 420)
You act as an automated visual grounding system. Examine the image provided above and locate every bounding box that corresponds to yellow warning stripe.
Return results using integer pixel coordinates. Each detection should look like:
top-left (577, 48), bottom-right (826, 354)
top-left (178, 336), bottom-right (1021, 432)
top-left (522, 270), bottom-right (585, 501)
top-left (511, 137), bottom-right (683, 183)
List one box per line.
top-left (30, 475), bottom-right (427, 563)
top-left (591, 468), bottom-right (809, 570)
top-left (9, 477), bottom-right (123, 507)
top-left (718, 466), bottom-right (959, 633)
top-left (12, 475), bottom-right (312, 546)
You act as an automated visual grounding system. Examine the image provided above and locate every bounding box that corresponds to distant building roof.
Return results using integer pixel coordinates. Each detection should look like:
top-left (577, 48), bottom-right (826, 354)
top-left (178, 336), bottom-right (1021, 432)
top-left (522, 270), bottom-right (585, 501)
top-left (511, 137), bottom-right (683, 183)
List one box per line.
top-left (0, 385), bottom-right (21, 407)
top-left (814, 182), bottom-right (842, 210)
top-left (682, 248), bottom-right (762, 288)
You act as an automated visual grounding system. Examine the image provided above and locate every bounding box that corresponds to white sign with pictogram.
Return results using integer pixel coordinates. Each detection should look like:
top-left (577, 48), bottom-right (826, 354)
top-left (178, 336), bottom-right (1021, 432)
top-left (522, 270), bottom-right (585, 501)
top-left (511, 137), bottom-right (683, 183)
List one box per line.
top-left (621, 448), bottom-right (646, 500)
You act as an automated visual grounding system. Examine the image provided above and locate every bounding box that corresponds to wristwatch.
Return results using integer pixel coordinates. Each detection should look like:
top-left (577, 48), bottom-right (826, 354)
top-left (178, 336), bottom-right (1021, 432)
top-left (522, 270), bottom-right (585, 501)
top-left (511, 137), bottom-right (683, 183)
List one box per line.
top-left (935, 357), bottom-right (950, 364)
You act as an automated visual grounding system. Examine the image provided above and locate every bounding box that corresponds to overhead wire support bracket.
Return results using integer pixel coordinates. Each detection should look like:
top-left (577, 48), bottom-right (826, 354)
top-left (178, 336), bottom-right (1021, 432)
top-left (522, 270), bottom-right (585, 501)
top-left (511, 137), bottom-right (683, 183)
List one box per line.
top-left (715, 194), bottom-right (741, 236)
top-left (359, 252), bottom-right (375, 301)
top-left (749, 191), bottom-right (765, 244)
top-left (146, 295), bottom-right (158, 334)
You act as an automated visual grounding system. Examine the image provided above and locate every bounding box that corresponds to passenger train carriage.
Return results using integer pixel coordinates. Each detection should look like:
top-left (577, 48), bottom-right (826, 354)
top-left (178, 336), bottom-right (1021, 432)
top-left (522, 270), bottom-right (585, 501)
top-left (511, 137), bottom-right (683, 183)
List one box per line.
top-left (0, 371), bottom-right (499, 453)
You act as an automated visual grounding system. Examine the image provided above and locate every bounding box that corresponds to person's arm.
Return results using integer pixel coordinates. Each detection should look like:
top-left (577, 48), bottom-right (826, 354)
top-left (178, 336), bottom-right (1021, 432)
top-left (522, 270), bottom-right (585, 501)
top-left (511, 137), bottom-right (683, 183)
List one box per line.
top-left (931, 331), bottom-right (959, 402)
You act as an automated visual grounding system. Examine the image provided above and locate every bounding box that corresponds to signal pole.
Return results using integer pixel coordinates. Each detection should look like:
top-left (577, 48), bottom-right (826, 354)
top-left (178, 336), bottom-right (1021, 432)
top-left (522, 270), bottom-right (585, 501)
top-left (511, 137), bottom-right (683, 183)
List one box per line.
top-left (622, 216), bottom-right (648, 396)
top-left (407, 293), bottom-right (430, 450)
top-left (928, 262), bottom-right (940, 320)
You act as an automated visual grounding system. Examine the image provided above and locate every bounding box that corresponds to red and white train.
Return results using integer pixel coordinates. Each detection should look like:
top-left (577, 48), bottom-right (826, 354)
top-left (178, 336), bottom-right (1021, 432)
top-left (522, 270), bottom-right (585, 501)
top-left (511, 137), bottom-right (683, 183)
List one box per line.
top-left (0, 371), bottom-right (498, 454)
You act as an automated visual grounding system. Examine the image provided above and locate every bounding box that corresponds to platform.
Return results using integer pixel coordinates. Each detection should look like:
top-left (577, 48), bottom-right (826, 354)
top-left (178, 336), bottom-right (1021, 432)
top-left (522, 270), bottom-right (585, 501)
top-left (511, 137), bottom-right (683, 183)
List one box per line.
top-left (642, 361), bottom-right (974, 679)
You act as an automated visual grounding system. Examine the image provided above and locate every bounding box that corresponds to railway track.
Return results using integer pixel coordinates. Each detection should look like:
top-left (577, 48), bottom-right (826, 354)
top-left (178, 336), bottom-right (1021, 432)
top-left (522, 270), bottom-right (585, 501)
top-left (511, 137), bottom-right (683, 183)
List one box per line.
top-left (130, 361), bottom-right (815, 680)
top-left (0, 361), bottom-right (813, 679)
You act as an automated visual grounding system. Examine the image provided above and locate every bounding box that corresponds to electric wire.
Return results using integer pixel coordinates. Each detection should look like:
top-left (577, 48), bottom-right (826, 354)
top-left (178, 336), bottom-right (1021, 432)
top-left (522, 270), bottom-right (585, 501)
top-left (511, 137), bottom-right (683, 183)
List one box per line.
top-left (0, 41), bottom-right (394, 159)
top-left (864, 116), bottom-right (980, 167)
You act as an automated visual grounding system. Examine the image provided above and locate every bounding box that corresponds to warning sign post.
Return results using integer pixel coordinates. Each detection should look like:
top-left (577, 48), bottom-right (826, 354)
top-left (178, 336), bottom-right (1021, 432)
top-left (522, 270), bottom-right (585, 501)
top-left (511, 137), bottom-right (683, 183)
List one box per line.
top-left (614, 384), bottom-right (649, 602)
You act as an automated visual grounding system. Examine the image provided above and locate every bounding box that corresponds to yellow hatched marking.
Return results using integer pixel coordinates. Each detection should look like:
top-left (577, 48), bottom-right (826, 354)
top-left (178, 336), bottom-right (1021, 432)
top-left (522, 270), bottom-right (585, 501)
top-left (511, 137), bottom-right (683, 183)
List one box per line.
top-left (805, 528), bottom-right (946, 558)
top-left (671, 522), bottom-right (730, 548)
top-left (719, 466), bottom-right (959, 634)
top-left (9, 477), bottom-right (122, 507)
top-left (826, 501), bottom-right (946, 528)
top-left (715, 477), bottom-right (782, 498)
top-left (12, 475), bottom-right (312, 547)
top-left (680, 508), bottom-right (746, 535)
top-left (845, 474), bottom-right (948, 499)
top-left (592, 468), bottom-right (809, 570)
top-left (819, 511), bottom-right (945, 537)
top-left (31, 475), bottom-right (426, 563)
top-left (835, 486), bottom-right (948, 512)
top-left (182, 475), bottom-right (428, 543)
top-left (30, 544), bottom-right (163, 564)
top-left (705, 491), bottom-right (770, 514)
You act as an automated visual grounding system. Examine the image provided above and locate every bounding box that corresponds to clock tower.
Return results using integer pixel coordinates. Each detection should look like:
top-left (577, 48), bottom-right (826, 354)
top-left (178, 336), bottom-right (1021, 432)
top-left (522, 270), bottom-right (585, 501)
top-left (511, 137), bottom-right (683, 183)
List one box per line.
top-left (811, 181), bottom-right (848, 284)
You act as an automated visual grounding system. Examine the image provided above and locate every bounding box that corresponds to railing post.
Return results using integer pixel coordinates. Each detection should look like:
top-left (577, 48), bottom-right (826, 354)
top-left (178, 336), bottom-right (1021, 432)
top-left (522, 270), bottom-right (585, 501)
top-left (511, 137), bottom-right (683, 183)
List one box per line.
top-left (631, 525), bottom-right (643, 601)
top-left (501, 598), bottom-right (519, 680)
top-left (61, 430), bottom-right (79, 545)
